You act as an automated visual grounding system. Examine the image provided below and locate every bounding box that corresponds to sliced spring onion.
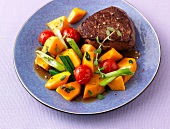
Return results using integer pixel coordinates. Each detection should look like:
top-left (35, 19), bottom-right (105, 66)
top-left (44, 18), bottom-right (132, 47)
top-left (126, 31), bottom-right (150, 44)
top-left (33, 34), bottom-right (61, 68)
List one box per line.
top-left (97, 94), bottom-right (104, 100)
top-left (49, 69), bottom-right (60, 76)
top-left (88, 90), bottom-right (93, 96)
top-left (59, 56), bottom-right (75, 80)
top-left (65, 56), bottom-right (74, 71)
top-left (36, 50), bottom-right (65, 71)
top-left (60, 75), bottom-right (66, 81)
top-left (104, 68), bottom-right (134, 78)
top-left (100, 68), bottom-right (134, 86)
top-left (100, 76), bottom-right (116, 86)
top-left (66, 38), bottom-right (83, 59)
top-left (55, 29), bottom-right (68, 49)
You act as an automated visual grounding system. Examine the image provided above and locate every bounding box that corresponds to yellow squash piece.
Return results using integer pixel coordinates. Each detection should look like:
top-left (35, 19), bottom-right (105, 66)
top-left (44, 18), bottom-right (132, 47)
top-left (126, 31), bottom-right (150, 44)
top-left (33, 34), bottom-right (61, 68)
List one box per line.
top-left (82, 51), bottom-right (95, 73)
top-left (55, 48), bottom-right (81, 68)
top-left (83, 74), bottom-right (104, 99)
top-left (100, 48), bottom-right (123, 62)
top-left (108, 76), bottom-right (125, 91)
top-left (46, 16), bottom-right (70, 34)
top-left (45, 71), bottom-right (71, 90)
top-left (34, 56), bottom-right (50, 71)
top-left (118, 58), bottom-right (137, 83)
top-left (81, 44), bottom-right (96, 54)
top-left (56, 81), bottom-right (81, 101)
top-left (68, 7), bottom-right (87, 24)
top-left (42, 36), bottom-right (66, 57)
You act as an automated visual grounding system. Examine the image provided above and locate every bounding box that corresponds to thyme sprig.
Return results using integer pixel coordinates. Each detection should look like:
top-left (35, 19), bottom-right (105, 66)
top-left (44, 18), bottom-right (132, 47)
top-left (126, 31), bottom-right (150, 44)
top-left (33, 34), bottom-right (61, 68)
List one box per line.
top-left (94, 27), bottom-right (120, 66)
top-left (94, 27), bottom-right (122, 77)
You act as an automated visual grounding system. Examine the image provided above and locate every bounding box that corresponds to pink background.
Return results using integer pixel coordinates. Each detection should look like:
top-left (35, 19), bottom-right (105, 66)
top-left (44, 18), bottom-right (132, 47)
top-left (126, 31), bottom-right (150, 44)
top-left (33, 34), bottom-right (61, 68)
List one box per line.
top-left (1, 0), bottom-right (169, 128)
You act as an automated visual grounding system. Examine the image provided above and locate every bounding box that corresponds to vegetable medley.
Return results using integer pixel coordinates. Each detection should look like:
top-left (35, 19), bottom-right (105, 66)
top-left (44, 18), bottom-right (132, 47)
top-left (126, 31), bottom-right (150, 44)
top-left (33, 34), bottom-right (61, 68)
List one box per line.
top-left (34, 7), bottom-right (137, 101)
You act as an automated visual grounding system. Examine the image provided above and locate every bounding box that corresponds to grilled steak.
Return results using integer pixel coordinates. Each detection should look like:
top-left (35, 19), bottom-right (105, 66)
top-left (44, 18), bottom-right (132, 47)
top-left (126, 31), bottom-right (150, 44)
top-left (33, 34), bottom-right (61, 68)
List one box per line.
top-left (78, 6), bottom-right (135, 51)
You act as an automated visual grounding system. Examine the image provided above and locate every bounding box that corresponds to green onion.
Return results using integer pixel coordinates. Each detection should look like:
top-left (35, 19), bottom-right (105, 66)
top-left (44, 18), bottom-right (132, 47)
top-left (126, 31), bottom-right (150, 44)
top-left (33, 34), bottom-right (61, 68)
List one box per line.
top-left (36, 50), bottom-right (65, 72)
top-left (65, 56), bottom-right (75, 71)
top-left (60, 19), bottom-right (63, 27)
top-left (60, 75), bottom-right (66, 81)
top-left (100, 76), bottom-right (116, 86)
top-left (88, 90), bottom-right (93, 96)
top-left (97, 94), bottom-right (104, 100)
top-left (104, 68), bottom-right (134, 78)
top-left (55, 29), bottom-right (68, 49)
top-left (61, 85), bottom-right (75, 93)
top-left (55, 47), bottom-right (59, 52)
top-left (100, 68), bottom-right (134, 86)
top-left (49, 69), bottom-right (60, 76)
top-left (85, 52), bottom-right (91, 61)
top-left (68, 86), bottom-right (75, 90)
top-left (129, 59), bottom-right (133, 64)
top-left (59, 56), bottom-right (75, 80)
top-left (66, 38), bottom-right (83, 59)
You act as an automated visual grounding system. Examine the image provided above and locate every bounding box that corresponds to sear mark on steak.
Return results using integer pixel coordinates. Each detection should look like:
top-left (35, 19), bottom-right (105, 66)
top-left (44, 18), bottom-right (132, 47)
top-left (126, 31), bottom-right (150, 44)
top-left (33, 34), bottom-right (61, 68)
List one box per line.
top-left (78, 6), bottom-right (135, 51)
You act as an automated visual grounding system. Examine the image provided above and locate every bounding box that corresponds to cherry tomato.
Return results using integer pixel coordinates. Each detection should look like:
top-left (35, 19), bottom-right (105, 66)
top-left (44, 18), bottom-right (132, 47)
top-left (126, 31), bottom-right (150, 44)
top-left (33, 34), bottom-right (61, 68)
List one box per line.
top-left (39, 30), bottom-right (55, 45)
top-left (62, 28), bottom-right (80, 43)
top-left (99, 59), bottom-right (119, 73)
top-left (74, 65), bottom-right (92, 84)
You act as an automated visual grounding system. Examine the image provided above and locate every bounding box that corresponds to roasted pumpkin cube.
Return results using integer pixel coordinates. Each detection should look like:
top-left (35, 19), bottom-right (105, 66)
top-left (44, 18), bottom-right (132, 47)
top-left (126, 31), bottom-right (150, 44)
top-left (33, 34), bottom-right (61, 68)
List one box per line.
top-left (81, 44), bottom-right (96, 54)
top-left (42, 36), bottom-right (65, 57)
top-left (46, 16), bottom-right (70, 34)
top-left (83, 74), bottom-right (104, 99)
top-left (108, 76), bottom-right (125, 91)
top-left (118, 58), bottom-right (137, 83)
top-left (82, 51), bottom-right (95, 73)
top-left (68, 7), bottom-right (87, 24)
top-left (45, 71), bottom-right (71, 90)
top-left (100, 48), bottom-right (123, 62)
top-left (56, 81), bottom-right (81, 101)
top-left (34, 56), bottom-right (50, 71)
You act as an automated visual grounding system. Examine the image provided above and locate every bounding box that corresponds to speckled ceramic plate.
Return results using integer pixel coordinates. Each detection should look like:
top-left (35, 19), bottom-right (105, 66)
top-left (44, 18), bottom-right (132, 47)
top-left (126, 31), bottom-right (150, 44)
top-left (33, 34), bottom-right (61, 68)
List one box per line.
top-left (14, 0), bottom-right (160, 114)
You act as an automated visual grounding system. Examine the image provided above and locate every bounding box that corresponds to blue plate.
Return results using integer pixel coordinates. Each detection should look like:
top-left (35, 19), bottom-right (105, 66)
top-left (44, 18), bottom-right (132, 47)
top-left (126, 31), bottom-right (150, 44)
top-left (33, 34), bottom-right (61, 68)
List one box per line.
top-left (14, 0), bottom-right (160, 114)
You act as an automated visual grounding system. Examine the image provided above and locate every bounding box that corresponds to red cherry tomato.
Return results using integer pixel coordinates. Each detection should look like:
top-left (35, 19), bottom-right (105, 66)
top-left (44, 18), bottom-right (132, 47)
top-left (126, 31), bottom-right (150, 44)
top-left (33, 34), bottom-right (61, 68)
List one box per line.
top-left (99, 59), bottom-right (119, 73)
top-left (39, 30), bottom-right (54, 45)
top-left (74, 65), bottom-right (93, 84)
top-left (62, 28), bottom-right (80, 43)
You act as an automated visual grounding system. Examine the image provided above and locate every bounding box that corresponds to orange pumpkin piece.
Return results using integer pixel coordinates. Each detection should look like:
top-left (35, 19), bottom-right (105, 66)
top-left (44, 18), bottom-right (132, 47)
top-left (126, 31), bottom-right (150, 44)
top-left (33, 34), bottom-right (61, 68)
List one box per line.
top-left (83, 74), bottom-right (104, 99)
top-left (42, 36), bottom-right (66, 57)
top-left (82, 51), bottom-right (95, 73)
top-left (100, 48), bottom-right (123, 62)
top-left (81, 44), bottom-right (96, 54)
top-left (56, 81), bottom-right (81, 101)
top-left (45, 71), bottom-right (71, 90)
top-left (118, 58), bottom-right (137, 83)
top-left (34, 56), bottom-right (50, 71)
top-left (108, 76), bottom-right (125, 91)
top-left (68, 7), bottom-right (87, 24)
top-left (46, 16), bottom-right (70, 34)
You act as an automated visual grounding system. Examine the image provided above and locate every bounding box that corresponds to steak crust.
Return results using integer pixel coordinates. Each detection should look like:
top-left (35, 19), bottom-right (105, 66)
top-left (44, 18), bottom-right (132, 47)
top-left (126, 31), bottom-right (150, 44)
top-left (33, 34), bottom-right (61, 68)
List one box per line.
top-left (78, 6), bottom-right (135, 51)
